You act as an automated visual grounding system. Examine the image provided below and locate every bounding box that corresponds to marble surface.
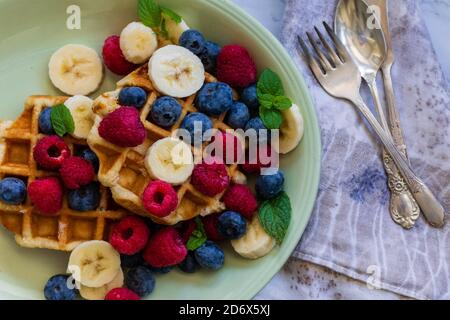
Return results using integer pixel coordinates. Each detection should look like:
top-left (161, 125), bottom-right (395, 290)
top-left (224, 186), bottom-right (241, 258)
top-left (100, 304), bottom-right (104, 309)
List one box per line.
top-left (233, 0), bottom-right (450, 85)
top-left (232, 0), bottom-right (450, 300)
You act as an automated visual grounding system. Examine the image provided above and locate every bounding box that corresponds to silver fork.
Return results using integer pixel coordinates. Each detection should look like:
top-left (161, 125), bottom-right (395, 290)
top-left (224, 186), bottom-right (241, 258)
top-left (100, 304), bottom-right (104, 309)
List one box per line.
top-left (298, 22), bottom-right (445, 228)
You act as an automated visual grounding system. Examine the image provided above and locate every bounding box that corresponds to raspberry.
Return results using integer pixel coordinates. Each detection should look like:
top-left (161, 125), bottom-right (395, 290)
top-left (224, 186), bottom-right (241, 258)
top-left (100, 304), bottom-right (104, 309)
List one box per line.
top-left (217, 45), bottom-right (257, 88)
top-left (241, 145), bottom-right (278, 173)
top-left (191, 160), bottom-right (230, 197)
top-left (99, 107), bottom-right (147, 148)
top-left (210, 132), bottom-right (243, 164)
top-left (202, 214), bottom-right (225, 241)
top-left (102, 36), bottom-right (137, 76)
top-left (142, 181), bottom-right (178, 217)
top-left (223, 184), bottom-right (258, 219)
top-left (109, 216), bottom-right (150, 255)
top-left (105, 288), bottom-right (140, 300)
top-left (143, 227), bottom-right (187, 268)
top-left (33, 136), bottom-right (71, 170)
top-left (28, 177), bottom-right (63, 215)
top-left (59, 156), bottom-right (95, 190)
top-left (180, 219), bottom-right (197, 244)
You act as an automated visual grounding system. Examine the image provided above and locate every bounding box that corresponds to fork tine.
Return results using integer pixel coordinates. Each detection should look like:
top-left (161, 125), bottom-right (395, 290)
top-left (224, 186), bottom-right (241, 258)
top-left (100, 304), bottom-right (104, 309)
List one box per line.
top-left (297, 35), bottom-right (325, 77)
top-left (306, 31), bottom-right (333, 71)
top-left (322, 21), bottom-right (350, 62)
top-left (314, 26), bottom-right (341, 66)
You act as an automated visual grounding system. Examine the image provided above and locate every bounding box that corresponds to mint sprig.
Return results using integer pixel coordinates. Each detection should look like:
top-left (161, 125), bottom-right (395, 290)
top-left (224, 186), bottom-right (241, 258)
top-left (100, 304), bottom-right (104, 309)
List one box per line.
top-left (161, 6), bottom-right (182, 24)
top-left (260, 108), bottom-right (283, 130)
top-left (258, 192), bottom-right (292, 245)
top-left (186, 217), bottom-right (207, 251)
top-left (50, 104), bottom-right (75, 137)
top-left (257, 69), bottom-right (293, 129)
top-left (257, 69), bottom-right (284, 97)
top-left (138, 0), bottom-right (183, 38)
top-left (138, 0), bottom-right (161, 28)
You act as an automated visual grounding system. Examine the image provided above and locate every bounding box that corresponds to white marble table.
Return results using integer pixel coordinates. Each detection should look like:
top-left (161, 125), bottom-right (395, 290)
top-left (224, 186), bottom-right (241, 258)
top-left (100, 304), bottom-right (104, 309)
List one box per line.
top-left (232, 0), bottom-right (450, 300)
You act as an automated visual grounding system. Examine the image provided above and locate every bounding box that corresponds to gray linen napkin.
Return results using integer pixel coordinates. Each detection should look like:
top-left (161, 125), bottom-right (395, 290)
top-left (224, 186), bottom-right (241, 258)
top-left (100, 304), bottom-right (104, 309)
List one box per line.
top-left (281, 0), bottom-right (450, 299)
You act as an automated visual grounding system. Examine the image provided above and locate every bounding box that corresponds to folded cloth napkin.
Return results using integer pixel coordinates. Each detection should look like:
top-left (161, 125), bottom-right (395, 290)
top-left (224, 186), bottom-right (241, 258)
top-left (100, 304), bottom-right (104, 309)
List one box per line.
top-left (280, 0), bottom-right (450, 300)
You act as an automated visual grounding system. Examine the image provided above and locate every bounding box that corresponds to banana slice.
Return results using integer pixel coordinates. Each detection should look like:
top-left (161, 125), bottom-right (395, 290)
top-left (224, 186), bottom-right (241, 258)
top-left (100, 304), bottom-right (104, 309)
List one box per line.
top-left (231, 216), bottom-right (276, 260)
top-left (68, 240), bottom-right (121, 288)
top-left (79, 268), bottom-right (124, 300)
top-left (49, 44), bottom-right (103, 96)
top-left (120, 22), bottom-right (158, 64)
top-left (274, 104), bottom-right (305, 155)
top-left (145, 137), bottom-right (194, 185)
top-left (148, 45), bottom-right (205, 98)
top-left (64, 95), bottom-right (95, 139)
top-left (165, 19), bottom-right (190, 44)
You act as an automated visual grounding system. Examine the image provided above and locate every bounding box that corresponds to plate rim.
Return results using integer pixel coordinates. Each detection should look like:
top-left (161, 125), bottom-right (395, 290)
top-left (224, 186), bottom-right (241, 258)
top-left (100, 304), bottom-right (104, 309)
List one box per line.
top-left (0, 0), bottom-right (322, 300)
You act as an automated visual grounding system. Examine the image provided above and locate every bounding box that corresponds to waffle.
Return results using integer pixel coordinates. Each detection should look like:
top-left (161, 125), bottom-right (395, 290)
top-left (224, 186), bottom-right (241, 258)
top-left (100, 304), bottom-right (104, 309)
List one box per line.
top-left (0, 96), bottom-right (126, 251)
top-left (88, 65), bottom-right (247, 225)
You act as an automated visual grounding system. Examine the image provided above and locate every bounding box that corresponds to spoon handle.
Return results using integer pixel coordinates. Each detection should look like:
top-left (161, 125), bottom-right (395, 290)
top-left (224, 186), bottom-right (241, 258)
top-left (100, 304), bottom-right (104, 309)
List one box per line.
top-left (366, 79), bottom-right (420, 229)
top-left (353, 95), bottom-right (445, 228)
top-left (382, 64), bottom-right (408, 150)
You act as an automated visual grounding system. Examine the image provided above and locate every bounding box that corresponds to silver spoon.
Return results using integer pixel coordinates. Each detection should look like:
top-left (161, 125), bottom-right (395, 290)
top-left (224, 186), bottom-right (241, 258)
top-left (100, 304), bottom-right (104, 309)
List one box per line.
top-left (335, 0), bottom-right (427, 228)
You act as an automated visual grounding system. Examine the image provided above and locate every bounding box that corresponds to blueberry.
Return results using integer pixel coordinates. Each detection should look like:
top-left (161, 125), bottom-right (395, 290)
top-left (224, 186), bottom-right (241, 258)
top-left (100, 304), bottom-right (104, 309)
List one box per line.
top-left (68, 182), bottom-right (100, 212)
top-left (256, 170), bottom-right (285, 199)
top-left (245, 117), bottom-right (270, 142)
top-left (196, 82), bottom-right (233, 116)
top-left (245, 117), bottom-right (266, 131)
top-left (119, 87), bottom-right (148, 109)
top-left (148, 266), bottom-right (174, 274)
top-left (217, 211), bottom-right (247, 240)
top-left (44, 275), bottom-right (76, 300)
top-left (226, 102), bottom-right (250, 129)
top-left (180, 112), bottom-right (213, 144)
top-left (199, 41), bottom-right (221, 73)
top-left (178, 252), bottom-right (200, 274)
top-left (194, 241), bottom-right (225, 270)
top-left (150, 97), bottom-right (182, 127)
top-left (0, 178), bottom-right (27, 205)
top-left (125, 266), bottom-right (155, 297)
top-left (121, 253), bottom-right (145, 269)
top-left (241, 84), bottom-right (259, 112)
top-left (76, 148), bottom-right (99, 173)
top-left (179, 30), bottom-right (206, 55)
top-left (38, 108), bottom-right (54, 134)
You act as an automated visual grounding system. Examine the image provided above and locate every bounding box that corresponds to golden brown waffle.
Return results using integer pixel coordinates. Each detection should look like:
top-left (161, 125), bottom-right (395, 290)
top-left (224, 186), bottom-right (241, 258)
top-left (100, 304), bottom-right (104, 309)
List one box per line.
top-left (0, 96), bottom-right (126, 251)
top-left (88, 65), bottom-right (247, 225)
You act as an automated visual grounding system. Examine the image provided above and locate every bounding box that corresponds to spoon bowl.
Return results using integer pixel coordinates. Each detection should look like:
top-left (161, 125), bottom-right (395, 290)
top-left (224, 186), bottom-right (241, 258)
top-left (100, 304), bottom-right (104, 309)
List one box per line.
top-left (335, 0), bottom-right (387, 78)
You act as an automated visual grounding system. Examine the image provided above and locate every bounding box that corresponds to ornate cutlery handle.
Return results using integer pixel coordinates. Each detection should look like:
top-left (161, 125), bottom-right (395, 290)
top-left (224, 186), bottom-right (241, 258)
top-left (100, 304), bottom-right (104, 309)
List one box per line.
top-left (366, 78), bottom-right (420, 229)
top-left (383, 150), bottom-right (420, 228)
top-left (352, 95), bottom-right (445, 228)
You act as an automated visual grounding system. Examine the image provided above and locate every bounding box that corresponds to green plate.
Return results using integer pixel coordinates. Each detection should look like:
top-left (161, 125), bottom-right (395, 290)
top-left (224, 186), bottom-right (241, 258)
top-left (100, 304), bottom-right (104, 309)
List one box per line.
top-left (0, 0), bottom-right (321, 300)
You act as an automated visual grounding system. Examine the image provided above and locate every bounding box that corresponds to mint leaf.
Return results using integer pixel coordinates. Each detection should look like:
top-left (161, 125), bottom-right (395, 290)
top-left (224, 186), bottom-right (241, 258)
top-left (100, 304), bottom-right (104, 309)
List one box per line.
top-left (161, 6), bottom-right (182, 24)
top-left (257, 69), bottom-right (284, 97)
top-left (51, 104), bottom-right (74, 137)
top-left (138, 0), bottom-right (161, 28)
top-left (259, 192), bottom-right (292, 245)
top-left (273, 96), bottom-right (292, 110)
top-left (260, 108), bottom-right (283, 129)
top-left (160, 18), bottom-right (169, 38)
top-left (259, 94), bottom-right (274, 109)
top-left (187, 217), bottom-right (207, 251)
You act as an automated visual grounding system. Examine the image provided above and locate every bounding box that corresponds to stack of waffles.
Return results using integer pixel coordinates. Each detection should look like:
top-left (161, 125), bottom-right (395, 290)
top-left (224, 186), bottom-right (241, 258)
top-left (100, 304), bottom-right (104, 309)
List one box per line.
top-left (88, 65), bottom-right (247, 226)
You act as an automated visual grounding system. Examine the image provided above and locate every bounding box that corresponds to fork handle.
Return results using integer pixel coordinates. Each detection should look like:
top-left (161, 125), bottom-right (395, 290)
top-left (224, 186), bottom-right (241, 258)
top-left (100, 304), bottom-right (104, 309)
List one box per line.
top-left (352, 95), bottom-right (445, 228)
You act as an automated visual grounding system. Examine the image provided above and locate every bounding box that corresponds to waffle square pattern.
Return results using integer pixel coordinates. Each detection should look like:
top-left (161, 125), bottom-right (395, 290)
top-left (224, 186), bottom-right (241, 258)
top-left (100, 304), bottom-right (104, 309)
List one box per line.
top-left (88, 66), bottom-right (246, 225)
top-left (0, 96), bottom-right (126, 251)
